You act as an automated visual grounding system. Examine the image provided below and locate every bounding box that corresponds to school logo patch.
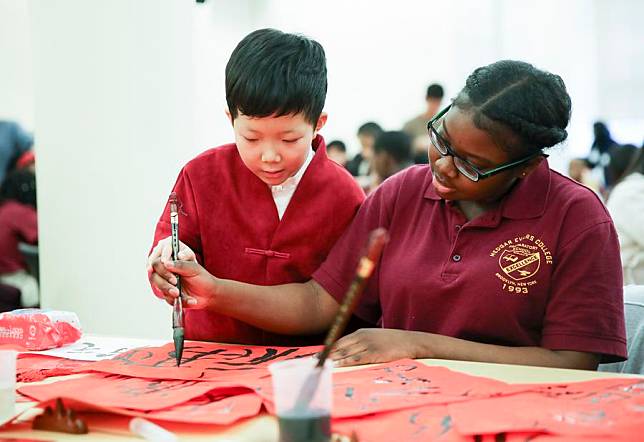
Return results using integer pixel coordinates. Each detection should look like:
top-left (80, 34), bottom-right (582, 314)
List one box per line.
top-left (499, 245), bottom-right (540, 281)
top-left (489, 234), bottom-right (553, 295)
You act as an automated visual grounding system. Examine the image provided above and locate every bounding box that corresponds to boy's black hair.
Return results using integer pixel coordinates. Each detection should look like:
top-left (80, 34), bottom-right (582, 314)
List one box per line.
top-left (226, 28), bottom-right (327, 125)
top-left (0, 169), bottom-right (37, 208)
top-left (454, 60), bottom-right (571, 158)
top-left (327, 140), bottom-right (346, 153)
top-left (357, 122), bottom-right (383, 138)
top-left (374, 131), bottom-right (412, 164)
top-left (426, 83), bottom-right (444, 99)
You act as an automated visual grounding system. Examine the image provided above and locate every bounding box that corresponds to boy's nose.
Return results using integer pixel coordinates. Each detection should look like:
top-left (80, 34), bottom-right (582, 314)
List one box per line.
top-left (261, 146), bottom-right (281, 163)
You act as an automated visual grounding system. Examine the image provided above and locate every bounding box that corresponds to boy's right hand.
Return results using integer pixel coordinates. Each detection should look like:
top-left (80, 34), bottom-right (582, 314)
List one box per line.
top-left (147, 236), bottom-right (196, 304)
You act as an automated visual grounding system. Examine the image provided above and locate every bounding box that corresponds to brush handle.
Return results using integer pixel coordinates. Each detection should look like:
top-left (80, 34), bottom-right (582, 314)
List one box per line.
top-left (315, 228), bottom-right (388, 368)
top-left (292, 228), bottom-right (388, 412)
top-left (169, 194), bottom-right (184, 327)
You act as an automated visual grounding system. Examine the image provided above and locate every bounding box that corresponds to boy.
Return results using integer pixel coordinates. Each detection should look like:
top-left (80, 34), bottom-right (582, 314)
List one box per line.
top-left (147, 29), bottom-right (364, 345)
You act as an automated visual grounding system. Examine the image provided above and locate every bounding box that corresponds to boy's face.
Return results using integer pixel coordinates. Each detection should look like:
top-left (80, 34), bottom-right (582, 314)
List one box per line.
top-left (232, 112), bottom-right (327, 186)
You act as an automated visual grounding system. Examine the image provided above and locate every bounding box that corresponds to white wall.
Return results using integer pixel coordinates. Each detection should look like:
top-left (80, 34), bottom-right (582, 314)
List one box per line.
top-left (0, 0), bottom-right (34, 128)
top-left (29, 0), bottom-right (193, 338)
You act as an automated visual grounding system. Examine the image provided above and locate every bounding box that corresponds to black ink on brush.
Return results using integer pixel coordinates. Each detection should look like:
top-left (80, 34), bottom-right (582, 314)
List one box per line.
top-left (293, 228), bottom-right (389, 411)
top-left (169, 192), bottom-right (185, 367)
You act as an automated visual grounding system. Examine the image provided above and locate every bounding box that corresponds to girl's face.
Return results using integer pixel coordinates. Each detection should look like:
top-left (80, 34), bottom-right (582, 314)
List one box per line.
top-left (428, 107), bottom-right (537, 204)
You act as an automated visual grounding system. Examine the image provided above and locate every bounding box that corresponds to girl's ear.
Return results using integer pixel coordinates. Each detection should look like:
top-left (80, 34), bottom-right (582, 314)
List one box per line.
top-left (518, 155), bottom-right (545, 179)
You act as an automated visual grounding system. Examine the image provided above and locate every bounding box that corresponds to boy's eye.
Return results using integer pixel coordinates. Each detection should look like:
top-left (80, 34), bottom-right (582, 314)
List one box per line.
top-left (283, 138), bottom-right (301, 144)
top-left (243, 136), bottom-right (259, 142)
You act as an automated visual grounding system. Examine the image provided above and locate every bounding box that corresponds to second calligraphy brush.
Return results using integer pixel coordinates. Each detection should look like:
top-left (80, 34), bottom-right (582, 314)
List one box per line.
top-left (293, 228), bottom-right (388, 412)
top-left (169, 193), bottom-right (184, 367)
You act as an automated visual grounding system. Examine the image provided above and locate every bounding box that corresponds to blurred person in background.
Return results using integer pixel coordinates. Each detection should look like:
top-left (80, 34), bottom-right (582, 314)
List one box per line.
top-left (346, 121), bottom-right (383, 190)
top-left (0, 169), bottom-right (38, 307)
top-left (16, 150), bottom-right (36, 173)
top-left (606, 144), bottom-right (644, 285)
top-left (371, 131), bottom-right (413, 191)
top-left (568, 157), bottom-right (602, 197)
top-left (346, 122), bottom-right (382, 176)
top-left (606, 144), bottom-right (640, 193)
top-left (587, 121), bottom-right (619, 188)
top-left (0, 120), bottom-right (33, 184)
top-left (403, 83), bottom-right (444, 164)
top-left (326, 139), bottom-right (348, 167)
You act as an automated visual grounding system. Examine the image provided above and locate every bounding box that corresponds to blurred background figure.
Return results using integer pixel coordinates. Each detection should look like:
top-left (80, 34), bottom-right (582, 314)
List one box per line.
top-left (0, 120), bottom-right (34, 184)
top-left (326, 139), bottom-right (348, 167)
top-left (346, 121), bottom-right (383, 189)
top-left (568, 157), bottom-right (603, 196)
top-left (403, 83), bottom-right (444, 165)
top-left (607, 144), bottom-right (640, 192)
top-left (371, 130), bottom-right (413, 191)
top-left (0, 168), bottom-right (39, 307)
top-left (606, 143), bottom-right (644, 284)
top-left (587, 121), bottom-right (619, 188)
top-left (16, 149), bottom-right (36, 173)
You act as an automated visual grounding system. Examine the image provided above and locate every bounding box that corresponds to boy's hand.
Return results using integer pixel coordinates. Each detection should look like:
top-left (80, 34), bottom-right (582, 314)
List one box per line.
top-left (147, 236), bottom-right (196, 303)
top-left (162, 260), bottom-right (219, 310)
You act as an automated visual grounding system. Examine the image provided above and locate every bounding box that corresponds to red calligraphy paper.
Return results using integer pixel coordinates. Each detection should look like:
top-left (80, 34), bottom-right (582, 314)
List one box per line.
top-left (77, 342), bottom-right (321, 381)
top-left (18, 373), bottom-right (230, 411)
top-left (253, 360), bottom-right (536, 418)
top-left (333, 405), bottom-right (470, 442)
top-left (16, 355), bottom-right (92, 382)
top-left (448, 378), bottom-right (644, 438)
top-left (334, 360), bottom-right (537, 418)
top-left (29, 392), bottom-right (263, 426)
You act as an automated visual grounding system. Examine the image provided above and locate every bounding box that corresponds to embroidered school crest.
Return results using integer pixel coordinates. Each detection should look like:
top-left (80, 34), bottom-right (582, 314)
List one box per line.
top-left (499, 244), bottom-right (541, 281)
top-left (490, 234), bottom-right (552, 295)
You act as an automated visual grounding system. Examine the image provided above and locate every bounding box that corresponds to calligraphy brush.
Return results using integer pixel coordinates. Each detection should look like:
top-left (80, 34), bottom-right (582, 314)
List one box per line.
top-left (169, 193), bottom-right (184, 367)
top-left (293, 228), bottom-right (388, 411)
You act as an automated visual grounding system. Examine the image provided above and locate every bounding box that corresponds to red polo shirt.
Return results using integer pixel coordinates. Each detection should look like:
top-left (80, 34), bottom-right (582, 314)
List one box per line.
top-left (313, 161), bottom-right (627, 362)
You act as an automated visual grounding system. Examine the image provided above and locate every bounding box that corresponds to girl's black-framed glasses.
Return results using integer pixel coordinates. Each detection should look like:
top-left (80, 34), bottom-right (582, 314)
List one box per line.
top-left (427, 104), bottom-right (546, 182)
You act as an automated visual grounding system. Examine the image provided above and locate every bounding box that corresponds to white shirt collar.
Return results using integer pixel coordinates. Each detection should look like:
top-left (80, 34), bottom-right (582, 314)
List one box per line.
top-left (270, 147), bottom-right (315, 193)
top-left (270, 147), bottom-right (315, 219)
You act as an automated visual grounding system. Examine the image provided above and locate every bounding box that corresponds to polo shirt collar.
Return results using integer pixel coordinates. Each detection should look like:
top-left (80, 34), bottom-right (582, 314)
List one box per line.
top-left (422, 160), bottom-right (551, 220)
top-left (500, 159), bottom-right (550, 220)
top-left (423, 167), bottom-right (442, 201)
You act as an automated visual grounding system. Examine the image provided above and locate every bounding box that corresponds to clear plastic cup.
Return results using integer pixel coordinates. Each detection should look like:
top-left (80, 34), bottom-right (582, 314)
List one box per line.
top-left (269, 357), bottom-right (332, 442)
top-left (0, 350), bottom-right (16, 424)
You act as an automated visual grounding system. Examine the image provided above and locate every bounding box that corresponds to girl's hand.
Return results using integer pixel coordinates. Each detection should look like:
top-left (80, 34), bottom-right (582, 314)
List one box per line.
top-left (330, 328), bottom-right (423, 367)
